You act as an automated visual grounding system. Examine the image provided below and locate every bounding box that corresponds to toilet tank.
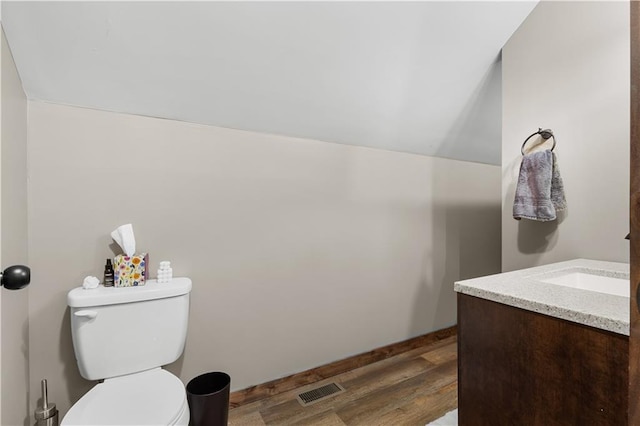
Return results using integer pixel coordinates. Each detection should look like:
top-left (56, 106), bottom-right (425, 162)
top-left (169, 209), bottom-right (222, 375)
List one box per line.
top-left (67, 278), bottom-right (192, 380)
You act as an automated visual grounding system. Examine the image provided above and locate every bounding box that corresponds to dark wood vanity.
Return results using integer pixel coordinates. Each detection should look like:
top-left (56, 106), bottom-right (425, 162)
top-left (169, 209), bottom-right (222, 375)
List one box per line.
top-left (457, 293), bottom-right (628, 425)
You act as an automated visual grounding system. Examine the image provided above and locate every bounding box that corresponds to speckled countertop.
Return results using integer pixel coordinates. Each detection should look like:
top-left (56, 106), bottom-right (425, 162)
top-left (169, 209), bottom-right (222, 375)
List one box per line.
top-left (454, 259), bottom-right (630, 336)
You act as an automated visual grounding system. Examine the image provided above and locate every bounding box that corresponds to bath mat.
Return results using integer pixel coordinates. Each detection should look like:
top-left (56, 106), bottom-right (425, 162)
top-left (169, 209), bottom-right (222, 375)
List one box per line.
top-left (427, 409), bottom-right (458, 425)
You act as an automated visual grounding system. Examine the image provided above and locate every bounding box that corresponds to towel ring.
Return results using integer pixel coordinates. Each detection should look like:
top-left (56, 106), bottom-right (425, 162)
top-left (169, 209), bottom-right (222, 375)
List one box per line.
top-left (521, 128), bottom-right (556, 155)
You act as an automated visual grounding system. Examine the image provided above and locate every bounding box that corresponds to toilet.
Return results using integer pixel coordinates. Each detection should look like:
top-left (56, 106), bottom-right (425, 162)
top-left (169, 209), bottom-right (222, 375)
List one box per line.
top-left (62, 278), bottom-right (192, 425)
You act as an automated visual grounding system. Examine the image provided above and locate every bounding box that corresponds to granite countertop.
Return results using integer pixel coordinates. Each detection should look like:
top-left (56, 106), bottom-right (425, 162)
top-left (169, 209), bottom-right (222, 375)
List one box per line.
top-left (454, 259), bottom-right (630, 336)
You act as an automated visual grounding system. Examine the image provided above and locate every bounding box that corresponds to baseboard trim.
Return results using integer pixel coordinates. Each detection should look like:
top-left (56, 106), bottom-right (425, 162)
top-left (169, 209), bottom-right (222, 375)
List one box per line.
top-left (229, 325), bottom-right (457, 408)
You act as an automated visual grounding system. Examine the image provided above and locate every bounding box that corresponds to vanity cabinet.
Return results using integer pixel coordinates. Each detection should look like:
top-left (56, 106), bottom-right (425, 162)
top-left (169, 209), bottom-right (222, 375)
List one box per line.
top-left (457, 293), bottom-right (628, 425)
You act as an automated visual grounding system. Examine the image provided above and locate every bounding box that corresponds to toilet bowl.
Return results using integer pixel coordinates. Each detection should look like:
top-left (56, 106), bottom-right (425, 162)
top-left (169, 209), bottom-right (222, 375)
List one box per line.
top-left (62, 278), bottom-right (192, 425)
top-left (62, 369), bottom-right (189, 426)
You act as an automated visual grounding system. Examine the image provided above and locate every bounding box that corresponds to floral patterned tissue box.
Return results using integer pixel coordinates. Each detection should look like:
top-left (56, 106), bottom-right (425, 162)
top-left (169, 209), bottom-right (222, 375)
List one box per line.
top-left (114, 253), bottom-right (148, 287)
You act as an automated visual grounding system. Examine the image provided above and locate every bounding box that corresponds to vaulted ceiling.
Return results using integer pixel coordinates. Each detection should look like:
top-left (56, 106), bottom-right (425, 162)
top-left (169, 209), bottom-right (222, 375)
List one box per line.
top-left (2, 1), bottom-right (537, 165)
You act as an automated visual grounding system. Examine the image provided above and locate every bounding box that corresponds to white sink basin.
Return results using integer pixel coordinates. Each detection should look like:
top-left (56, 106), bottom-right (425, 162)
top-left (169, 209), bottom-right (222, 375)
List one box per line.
top-left (538, 270), bottom-right (629, 297)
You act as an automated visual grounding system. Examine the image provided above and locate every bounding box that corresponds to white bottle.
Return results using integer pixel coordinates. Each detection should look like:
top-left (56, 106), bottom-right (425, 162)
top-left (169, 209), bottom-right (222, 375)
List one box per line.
top-left (157, 261), bottom-right (173, 283)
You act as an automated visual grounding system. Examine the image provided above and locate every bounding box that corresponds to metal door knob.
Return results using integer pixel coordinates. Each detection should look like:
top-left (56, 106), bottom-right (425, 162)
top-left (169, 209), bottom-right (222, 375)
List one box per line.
top-left (1, 265), bottom-right (30, 290)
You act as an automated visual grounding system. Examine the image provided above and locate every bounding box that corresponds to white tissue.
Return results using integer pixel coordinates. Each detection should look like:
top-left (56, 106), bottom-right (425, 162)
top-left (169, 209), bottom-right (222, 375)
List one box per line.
top-left (83, 276), bottom-right (100, 289)
top-left (111, 224), bottom-right (136, 256)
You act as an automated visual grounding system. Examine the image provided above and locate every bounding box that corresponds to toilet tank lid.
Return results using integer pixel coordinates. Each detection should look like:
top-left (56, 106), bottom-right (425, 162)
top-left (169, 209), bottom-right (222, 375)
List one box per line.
top-left (68, 278), bottom-right (192, 308)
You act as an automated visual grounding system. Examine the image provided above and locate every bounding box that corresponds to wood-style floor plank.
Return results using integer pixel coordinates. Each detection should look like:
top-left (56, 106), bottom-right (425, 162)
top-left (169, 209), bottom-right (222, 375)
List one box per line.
top-left (369, 381), bottom-right (457, 426)
top-left (421, 342), bottom-right (457, 365)
top-left (229, 335), bottom-right (457, 426)
top-left (260, 357), bottom-right (436, 425)
top-left (334, 359), bottom-right (456, 425)
top-left (296, 411), bottom-right (347, 426)
top-left (228, 411), bottom-right (266, 426)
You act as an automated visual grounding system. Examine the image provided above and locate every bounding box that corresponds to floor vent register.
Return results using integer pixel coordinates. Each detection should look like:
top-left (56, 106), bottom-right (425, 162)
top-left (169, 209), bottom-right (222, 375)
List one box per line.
top-left (297, 382), bottom-right (346, 407)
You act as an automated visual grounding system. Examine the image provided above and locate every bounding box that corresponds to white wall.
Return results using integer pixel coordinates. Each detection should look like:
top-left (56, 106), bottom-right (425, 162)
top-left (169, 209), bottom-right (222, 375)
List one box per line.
top-left (27, 101), bottom-right (501, 415)
top-left (3, 1), bottom-right (536, 164)
top-left (502, 1), bottom-right (629, 272)
top-left (1, 27), bottom-right (30, 426)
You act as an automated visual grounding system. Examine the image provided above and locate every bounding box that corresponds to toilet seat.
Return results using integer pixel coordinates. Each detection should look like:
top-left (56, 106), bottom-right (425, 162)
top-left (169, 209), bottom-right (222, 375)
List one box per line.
top-left (62, 368), bottom-right (188, 425)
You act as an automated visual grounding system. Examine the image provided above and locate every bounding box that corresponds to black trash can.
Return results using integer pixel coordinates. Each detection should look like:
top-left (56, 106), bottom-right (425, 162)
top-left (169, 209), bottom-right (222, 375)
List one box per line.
top-left (186, 372), bottom-right (231, 426)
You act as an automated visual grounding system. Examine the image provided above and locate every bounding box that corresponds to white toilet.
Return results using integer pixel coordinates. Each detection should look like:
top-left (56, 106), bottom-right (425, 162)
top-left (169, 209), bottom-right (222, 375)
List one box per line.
top-left (62, 278), bottom-right (192, 425)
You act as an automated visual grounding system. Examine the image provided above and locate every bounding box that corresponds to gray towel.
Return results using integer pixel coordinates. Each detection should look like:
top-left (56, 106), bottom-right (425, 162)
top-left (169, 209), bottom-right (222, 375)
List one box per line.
top-left (513, 149), bottom-right (566, 221)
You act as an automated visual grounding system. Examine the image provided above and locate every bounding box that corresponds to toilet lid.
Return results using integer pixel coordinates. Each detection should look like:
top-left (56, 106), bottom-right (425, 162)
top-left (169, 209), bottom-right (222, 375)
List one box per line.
top-left (62, 369), bottom-right (187, 425)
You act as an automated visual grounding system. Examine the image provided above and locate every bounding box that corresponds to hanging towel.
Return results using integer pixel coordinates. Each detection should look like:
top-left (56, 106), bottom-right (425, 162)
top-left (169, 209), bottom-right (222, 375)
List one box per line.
top-left (513, 149), bottom-right (566, 221)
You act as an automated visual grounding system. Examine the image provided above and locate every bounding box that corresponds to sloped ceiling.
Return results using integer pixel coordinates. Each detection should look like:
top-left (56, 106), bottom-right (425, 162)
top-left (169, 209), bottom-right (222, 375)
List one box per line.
top-left (2, 1), bottom-right (536, 165)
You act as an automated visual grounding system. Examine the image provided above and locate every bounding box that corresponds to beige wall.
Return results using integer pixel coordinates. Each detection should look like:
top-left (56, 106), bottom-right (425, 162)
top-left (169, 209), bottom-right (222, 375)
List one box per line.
top-left (502, 1), bottom-right (629, 272)
top-left (27, 101), bottom-right (501, 415)
top-left (1, 28), bottom-right (30, 426)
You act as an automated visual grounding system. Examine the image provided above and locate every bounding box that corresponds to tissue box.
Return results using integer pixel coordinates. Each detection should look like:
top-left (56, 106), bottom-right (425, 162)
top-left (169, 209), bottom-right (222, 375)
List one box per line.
top-left (114, 253), bottom-right (148, 287)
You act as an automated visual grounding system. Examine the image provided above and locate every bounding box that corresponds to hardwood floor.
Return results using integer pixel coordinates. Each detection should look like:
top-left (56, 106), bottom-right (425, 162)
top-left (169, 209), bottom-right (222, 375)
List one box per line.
top-left (229, 335), bottom-right (458, 426)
